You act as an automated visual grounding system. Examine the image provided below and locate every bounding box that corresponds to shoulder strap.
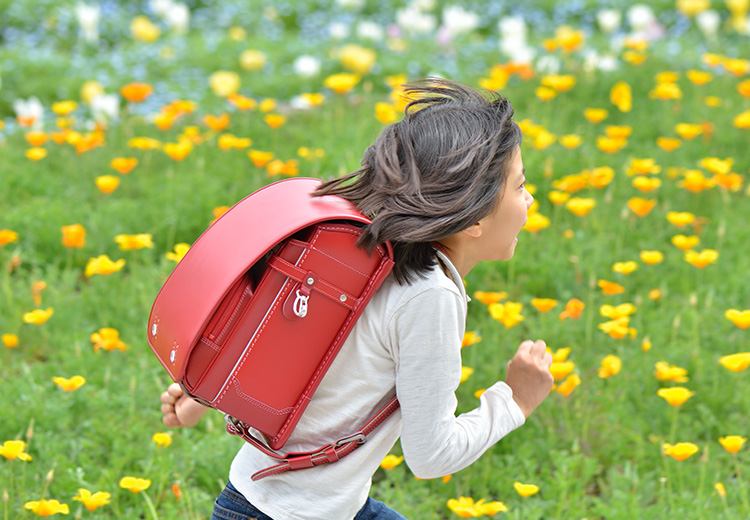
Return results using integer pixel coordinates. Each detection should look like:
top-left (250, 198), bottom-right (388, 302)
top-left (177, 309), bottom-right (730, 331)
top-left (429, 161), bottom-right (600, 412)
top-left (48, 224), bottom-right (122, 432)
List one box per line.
top-left (225, 396), bottom-right (400, 481)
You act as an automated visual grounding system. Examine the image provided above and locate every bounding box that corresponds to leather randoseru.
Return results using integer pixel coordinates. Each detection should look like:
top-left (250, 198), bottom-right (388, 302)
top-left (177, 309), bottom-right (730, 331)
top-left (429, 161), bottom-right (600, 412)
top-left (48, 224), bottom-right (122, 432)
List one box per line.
top-left (147, 178), bottom-right (396, 461)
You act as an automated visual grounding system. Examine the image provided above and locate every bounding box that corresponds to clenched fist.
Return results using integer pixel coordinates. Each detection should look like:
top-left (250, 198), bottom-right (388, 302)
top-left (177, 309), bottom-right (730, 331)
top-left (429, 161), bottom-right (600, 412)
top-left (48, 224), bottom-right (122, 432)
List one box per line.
top-left (504, 339), bottom-right (554, 418)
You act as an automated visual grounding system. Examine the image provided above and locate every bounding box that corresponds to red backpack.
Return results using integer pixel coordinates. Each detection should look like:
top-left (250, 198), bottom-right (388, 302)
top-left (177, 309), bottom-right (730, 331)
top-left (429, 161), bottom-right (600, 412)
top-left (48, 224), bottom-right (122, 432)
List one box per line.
top-left (148, 178), bottom-right (399, 480)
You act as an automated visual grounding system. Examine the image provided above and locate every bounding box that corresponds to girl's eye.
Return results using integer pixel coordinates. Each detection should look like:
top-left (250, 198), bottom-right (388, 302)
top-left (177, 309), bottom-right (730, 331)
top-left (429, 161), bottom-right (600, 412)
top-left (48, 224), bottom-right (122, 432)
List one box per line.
top-left (519, 182), bottom-right (526, 190)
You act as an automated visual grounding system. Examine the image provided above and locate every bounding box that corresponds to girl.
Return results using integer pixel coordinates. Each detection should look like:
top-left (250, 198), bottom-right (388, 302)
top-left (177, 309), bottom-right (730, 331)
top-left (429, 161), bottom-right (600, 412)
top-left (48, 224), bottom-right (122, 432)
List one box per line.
top-left (161, 79), bottom-right (554, 520)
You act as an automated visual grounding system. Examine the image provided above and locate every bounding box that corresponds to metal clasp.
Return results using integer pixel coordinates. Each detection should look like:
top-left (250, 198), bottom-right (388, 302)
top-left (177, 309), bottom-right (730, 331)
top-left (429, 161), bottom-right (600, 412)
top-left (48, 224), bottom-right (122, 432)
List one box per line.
top-left (335, 433), bottom-right (366, 447)
top-left (293, 290), bottom-right (309, 318)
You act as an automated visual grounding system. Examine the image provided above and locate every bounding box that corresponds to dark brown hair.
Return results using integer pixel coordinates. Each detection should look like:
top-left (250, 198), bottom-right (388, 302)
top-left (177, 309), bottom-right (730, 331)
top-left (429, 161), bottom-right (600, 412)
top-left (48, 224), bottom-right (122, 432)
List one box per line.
top-left (314, 78), bottom-right (522, 284)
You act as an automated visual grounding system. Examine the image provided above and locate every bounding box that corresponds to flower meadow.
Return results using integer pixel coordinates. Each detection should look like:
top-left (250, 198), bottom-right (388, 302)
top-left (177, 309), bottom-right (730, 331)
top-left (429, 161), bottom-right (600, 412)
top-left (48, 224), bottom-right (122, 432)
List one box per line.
top-left (2, 0), bottom-right (750, 518)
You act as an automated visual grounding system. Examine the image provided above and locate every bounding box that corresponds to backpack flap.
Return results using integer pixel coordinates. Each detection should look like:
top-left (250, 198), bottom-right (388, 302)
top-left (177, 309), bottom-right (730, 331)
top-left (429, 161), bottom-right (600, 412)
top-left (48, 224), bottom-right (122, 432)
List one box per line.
top-left (147, 177), bottom-right (374, 382)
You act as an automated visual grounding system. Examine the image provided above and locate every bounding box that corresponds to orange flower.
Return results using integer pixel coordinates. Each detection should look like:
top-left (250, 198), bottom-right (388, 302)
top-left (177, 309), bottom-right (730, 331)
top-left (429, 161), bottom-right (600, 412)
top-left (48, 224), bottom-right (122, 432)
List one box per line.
top-left (266, 159), bottom-right (299, 177)
top-left (164, 140), bottom-right (193, 161)
top-left (626, 197), bottom-right (657, 217)
top-left (663, 442), bottom-right (699, 461)
top-left (0, 229), bottom-right (19, 246)
top-left (632, 176), bottom-right (662, 193)
top-left (264, 114), bottom-right (287, 129)
top-left (25, 131), bottom-right (48, 147)
top-left (461, 331), bottom-right (482, 348)
top-left (95, 175), bottom-right (120, 194)
top-left (2, 334), bottom-right (19, 348)
top-left (473, 291), bottom-right (507, 305)
top-left (598, 317), bottom-right (636, 339)
top-left (52, 375), bottom-right (86, 392)
top-left (725, 309), bottom-right (750, 329)
top-left (91, 327), bottom-right (128, 351)
top-left (204, 113), bottom-right (230, 131)
top-left (523, 213), bottom-right (550, 232)
top-left (531, 298), bottom-right (558, 312)
top-left (598, 280), bottom-right (625, 295)
top-left (110, 157), bottom-right (138, 174)
top-left (565, 197), bottom-right (596, 217)
top-left (248, 150), bottom-right (274, 168)
top-left (655, 362), bottom-right (688, 383)
top-left (556, 374), bottom-right (581, 396)
top-left (120, 82), bottom-right (153, 103)
top-left (684, 249), bottom-right (718, 268)
top-left (656, 137), bottom-right (681, 152)
top-left (559, 298), bottom-right (585, 320)
top-left (686, 69), bottom-right (713, 85)
top-left (598, 354), bottom-right (622, 378)
top-left (583, 108), bottom-right (608, 123)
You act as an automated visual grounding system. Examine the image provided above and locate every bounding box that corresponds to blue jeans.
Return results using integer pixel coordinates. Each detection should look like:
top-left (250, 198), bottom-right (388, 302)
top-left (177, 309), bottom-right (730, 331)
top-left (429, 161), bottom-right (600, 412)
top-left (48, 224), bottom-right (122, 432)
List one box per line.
top-left (211, 480), bottom-right (407, 520)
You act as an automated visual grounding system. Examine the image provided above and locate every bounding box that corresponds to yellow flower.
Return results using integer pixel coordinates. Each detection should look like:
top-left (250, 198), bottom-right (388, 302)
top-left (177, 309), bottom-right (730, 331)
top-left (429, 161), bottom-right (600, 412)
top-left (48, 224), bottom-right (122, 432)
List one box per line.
top-left (209, 71), bottom-right (241, 97)
top-left (663, 442), bottom-right (699, 461)
top-left (598, 355), bottom-right (622, 378)
top-left (488, 301), bottom-right (524, 328)
top-left (3, 333), bottom-right (19, 348)
top-left (514, 481), bottom-right (540, 497)
top-left (550, 347), bottom-right (571, 363)
top-left (152, 432), bottom-right (172, 448)
top-left (523, 213), bottom-right (550, 232)
top-left (531, 298), bottom-right (558, 312)
top-left (719, 352), bottom-right (750, 372)
top-left (600, 303), bottom-right (637, 320)
top-left (218, 134), bottom-right (252, 150)
top-left (323, 73), bottom-right (360, 95)
top-left (131, 15), bottom-right (160, 42)
top-left (583, 108), bottom-right (608, 123)
top-left (248, 150), bottom-right (274, 168)
top-left (60, 223), bottom-right (87, 249)
top-left (52, 101), bottom-right (77, 116)
top-left (114, 234), bottom-right (154, 251)
top-left (52, 376), bottom-right (86, 392)
top-left (640, 251), bottom-right (664, 265)
top-left (734, 110), bottom-right (750, 129)
top-left (649, 82), bottom-right (682, 100)
top-left (23, 307), bottom-right (54, 325)
top-left (95, 175), bottom-right (120, 194)
top-left (559, 298), bottom-right (585, 320)
top-left (598, 317), bottom-right (636, 339)
top-left (85, 255), bottom-right (125, 277)
top-left (626, 197), bottom-right (657, 217)
top-left (657, 387), bottom-right (694, 407)
top-left (596, 136), bottom-right (627, 153)
top-left (655, 362), bottom-right (689, 383)
top-left (556, 374), bottom-right (581, 396)
top-left (166, 243), bottom-right (190, 263)
top-left (666, 211), bottom-right (696, 227)
top-left (686, 69), bottom-right (713, 85)
top-left (128, 137), bottom-right (162, 150)
top-left (110, 157), bottom-right (138, 174)
top-left (558, 134), bottom-right (582, 149)
top-left (25, 131), bottom-right (48, 146)
top-left (163, 140), bottom-right (194, 161)
top-left (612, 261), bottom-right (638, 275)
top-left (339, 44), bottom-right (377, 75)
top-left (91, 328), bottom-right (128, 352)
top-left (0, 440), bottom-right (32, 461)
top-left (656, 137), bottom-right (682, 152)
top-left (641, 337), bottom-right (653, 351)
top-left (632, 176), bottom-right (662, 192)
top-left (535, 86), bottom-right (558, 102)
top-left (461, 331), bottom-right (482, 348)
top-left (24, 499), bottom-right (70, 516)
top-left (549, 361), bottom-right (575, 381)
top-left (725, 309), bottom-right (750, 329)
top-left (610, 81), bottom-right (632, 112)
top-left (73, 489), bottom-right (111, 512)
top-left (119, 477), bottom-right (151, 493)
top-left (375, 102), bottom-right (399, 124)
top-left (548, 191), bottom-right (570, 206)
top-left (719, 436), bottom-right (747, 454)
top-left (715, 482), bottom-right (726, 498)
top-left (447, 497), bottom-right (508, 517)
top-left (565, 197), bottom-right (596, 217)
top-left (239, 49), bottom-right (267, 71)
top-left (671, 235), bottom-right (700, 250)
top-left (0, 229), bottom-right (19, 246)
top-left (684, 249), bottom-right (718, 268)
top-left (675, 123), bottom-right (703, 140)
top-left (460, 366), bottom-right (474, 383)
top-left (25, 147), bottom-right (48, 161)
top-left (380, 454), bottom-right (404, 470)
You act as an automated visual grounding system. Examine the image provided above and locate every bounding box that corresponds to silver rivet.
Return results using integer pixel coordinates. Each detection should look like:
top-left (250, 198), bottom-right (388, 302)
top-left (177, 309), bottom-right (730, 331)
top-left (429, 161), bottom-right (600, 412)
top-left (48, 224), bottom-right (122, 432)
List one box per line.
top-left (170, 350), bottom-right (176, 362)
top-left (306, 277), bottom-right (315, 285)
top-left (340, 295), bottom-right (347, 302)
top-left (152, 323), bottom-right (158, 336)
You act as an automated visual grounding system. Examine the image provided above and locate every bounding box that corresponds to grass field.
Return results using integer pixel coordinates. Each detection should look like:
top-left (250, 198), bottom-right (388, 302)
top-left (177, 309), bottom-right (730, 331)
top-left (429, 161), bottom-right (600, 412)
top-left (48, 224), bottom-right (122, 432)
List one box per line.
top-left (2, 1), bottom-right (750, 518)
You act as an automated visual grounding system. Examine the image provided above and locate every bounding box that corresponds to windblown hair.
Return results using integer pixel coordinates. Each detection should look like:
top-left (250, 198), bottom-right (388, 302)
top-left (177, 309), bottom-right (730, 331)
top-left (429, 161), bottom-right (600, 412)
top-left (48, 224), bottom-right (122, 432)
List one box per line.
top-left (313, 78), bottom-right (522, 284)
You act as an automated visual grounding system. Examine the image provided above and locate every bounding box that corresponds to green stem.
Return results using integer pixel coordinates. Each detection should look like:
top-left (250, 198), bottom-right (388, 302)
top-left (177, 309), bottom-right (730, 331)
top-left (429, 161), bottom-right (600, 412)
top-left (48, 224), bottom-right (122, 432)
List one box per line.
top-left (142, 491), bottom-right (159, 520)
top-left (734, 456), bottom-right (750, 514)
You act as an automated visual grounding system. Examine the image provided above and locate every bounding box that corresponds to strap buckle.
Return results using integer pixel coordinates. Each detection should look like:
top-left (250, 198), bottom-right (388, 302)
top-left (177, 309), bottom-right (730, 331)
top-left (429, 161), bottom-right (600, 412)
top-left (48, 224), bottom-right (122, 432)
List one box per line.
top-left (335, 433), bottom-right (366, 447)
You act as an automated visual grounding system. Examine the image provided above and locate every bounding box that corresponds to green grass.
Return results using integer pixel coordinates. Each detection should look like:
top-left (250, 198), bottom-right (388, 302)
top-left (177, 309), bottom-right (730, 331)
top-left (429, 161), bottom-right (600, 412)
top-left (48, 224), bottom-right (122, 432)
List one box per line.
top-left (2, 8), bottom-right (750, 519)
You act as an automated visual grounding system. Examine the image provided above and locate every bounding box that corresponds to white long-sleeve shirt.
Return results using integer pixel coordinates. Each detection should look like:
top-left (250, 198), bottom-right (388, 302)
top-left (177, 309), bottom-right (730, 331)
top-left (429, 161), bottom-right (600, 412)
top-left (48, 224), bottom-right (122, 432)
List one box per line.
top-left (229, 250), bottom-right (525, 519)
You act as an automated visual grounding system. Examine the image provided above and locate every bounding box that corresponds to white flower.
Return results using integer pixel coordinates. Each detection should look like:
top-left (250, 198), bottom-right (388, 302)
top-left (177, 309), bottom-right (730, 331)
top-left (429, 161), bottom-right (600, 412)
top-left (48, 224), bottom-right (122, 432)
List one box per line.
top-left (150, 0), bottom-right (174, 18)
top-left (499, 39), bottom-right (535, 63)
top-left (395, 5), bottom-right (437, 34)
top-left (75, 3), bottom-right (100, 44)
top-left (626, 4), bottom-right (656, 32)
top-left (497, 16), bottom-right (528, 42)
top-left (164, 1), bottom-right (190, 33)
top-left (329, 22), bottom-right (350, 39)
top-left (442, 5), bottom-right (480, 36)
top-left (293, 55), bottom-right (321, 77)
top-left (413, 0), bottom-right (436, 11)
top-left (596, 9), bottom-right (622, 33)
top-left (335, 0), bottom-right (365, 9)
top-left (536, 55), bottom-right (561, 74)
top-left (356, 21), bottom-right (384, 41)
top-left (695, 9), bottom-right (721, 37)
top-left (583, 50), bottom-right (619, 72)
top-left (13, 97), bottom-right (44, 129)
top-left (90, 93), bottom-right (120, 125)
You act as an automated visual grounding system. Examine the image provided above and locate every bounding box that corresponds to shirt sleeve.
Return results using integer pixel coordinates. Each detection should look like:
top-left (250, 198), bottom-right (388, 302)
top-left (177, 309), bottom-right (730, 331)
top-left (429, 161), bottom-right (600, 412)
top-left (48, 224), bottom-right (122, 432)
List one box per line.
top-left (390, 287), bottom-right (526, 479)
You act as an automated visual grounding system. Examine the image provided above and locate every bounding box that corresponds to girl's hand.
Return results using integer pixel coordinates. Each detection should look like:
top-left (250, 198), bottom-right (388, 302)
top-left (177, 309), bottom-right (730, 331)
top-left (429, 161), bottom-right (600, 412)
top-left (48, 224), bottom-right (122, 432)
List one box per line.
top-left (160, 383), bottom-right (209, 427)
top-left (504, 339), bottom-right (554, 418)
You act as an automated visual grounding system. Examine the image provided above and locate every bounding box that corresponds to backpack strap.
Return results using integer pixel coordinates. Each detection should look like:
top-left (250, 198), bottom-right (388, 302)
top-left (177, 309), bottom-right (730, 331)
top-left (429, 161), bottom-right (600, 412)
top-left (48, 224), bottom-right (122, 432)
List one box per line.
top-left (224, 396), bottom-right (400, 481)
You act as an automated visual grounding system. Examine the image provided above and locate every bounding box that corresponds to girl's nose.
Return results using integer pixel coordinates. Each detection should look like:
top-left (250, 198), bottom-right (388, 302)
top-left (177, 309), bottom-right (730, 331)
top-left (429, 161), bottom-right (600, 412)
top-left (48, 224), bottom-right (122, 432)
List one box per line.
top-left (524, 188), bottom-right (534, 209)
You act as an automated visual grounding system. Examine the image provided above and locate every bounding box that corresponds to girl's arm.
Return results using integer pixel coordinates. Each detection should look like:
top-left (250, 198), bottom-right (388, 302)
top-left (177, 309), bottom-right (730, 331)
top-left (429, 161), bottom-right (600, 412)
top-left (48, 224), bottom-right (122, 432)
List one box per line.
top-left (160, 383), bottom-right (210, 427)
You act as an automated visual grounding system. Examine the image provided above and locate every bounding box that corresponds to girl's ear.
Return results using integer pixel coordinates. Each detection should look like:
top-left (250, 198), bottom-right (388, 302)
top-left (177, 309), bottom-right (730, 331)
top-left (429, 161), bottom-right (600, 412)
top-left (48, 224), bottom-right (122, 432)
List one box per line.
top-left (462, 222), bottom-right (483, 238)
